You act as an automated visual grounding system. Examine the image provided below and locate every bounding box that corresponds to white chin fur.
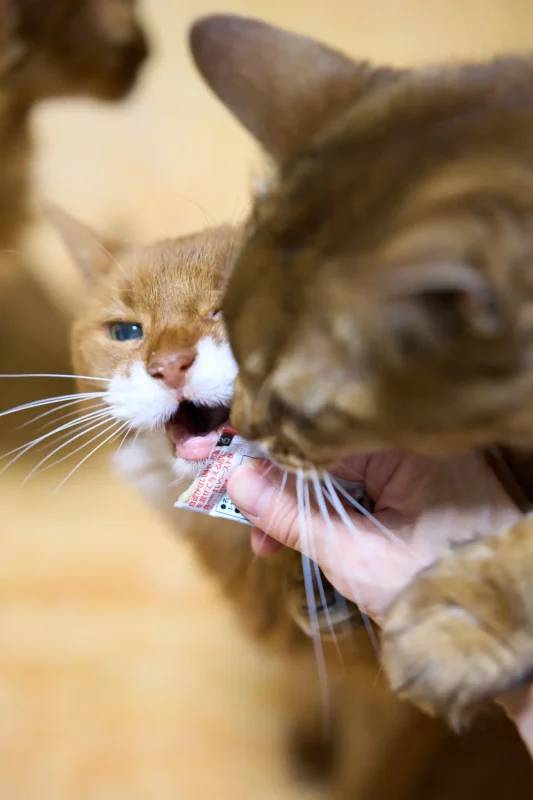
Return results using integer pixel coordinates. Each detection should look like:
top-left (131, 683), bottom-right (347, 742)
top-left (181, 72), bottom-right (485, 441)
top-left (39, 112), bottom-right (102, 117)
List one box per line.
top-left (172, 455), bottom-right (206, 483)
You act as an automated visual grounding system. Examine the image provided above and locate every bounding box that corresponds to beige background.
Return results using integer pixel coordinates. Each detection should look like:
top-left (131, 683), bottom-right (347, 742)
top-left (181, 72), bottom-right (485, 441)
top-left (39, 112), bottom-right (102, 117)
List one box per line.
top-left (2, 1), bottom-right (533, 798)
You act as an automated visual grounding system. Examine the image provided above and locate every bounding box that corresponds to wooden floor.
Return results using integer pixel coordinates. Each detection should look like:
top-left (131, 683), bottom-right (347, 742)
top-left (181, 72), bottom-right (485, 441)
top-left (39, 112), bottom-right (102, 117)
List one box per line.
top-left (3, 0), bottom-right (533, 797)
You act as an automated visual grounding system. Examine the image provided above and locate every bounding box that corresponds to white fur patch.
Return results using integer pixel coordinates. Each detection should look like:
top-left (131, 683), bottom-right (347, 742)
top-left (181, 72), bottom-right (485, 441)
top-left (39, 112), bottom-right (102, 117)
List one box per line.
top-left (105, 361), bottom-right (176, 430)
top-left (185, 336), bottom-right (237, 407)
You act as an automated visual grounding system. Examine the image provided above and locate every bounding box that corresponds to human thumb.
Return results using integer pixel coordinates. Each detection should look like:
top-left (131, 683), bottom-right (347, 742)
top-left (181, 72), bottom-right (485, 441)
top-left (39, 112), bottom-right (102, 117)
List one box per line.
top-left (226, 464), bottom-right (304, 552)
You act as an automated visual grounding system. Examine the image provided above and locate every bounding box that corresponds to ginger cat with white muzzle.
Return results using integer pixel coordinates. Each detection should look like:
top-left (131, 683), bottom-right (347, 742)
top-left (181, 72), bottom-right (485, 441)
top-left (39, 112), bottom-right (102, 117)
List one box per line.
top-left (45, 203), bottom-right (471, 799)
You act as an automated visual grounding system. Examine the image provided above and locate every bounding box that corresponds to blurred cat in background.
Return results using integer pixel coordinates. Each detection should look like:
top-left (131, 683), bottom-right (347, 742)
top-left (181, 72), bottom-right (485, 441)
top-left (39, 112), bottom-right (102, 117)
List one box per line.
top-left (0, 0), bottom-right (149, 451)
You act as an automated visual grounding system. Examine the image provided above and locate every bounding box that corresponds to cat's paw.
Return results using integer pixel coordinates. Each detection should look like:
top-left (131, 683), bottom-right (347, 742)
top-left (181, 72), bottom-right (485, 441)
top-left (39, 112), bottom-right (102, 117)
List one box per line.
top-left (285, 556), bottom-right (364, 640)
top-left (381, 537), bottom-right (533, 724)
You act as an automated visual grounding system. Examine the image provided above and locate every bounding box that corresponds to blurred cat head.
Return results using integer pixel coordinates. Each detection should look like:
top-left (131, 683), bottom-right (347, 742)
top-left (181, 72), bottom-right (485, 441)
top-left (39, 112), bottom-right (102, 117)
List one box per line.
top-left (190, 15), bottom-right (533, 471)
top-left (46, 204), bottom-right (239, 483)
top-left (0, 0), bottom-right (148, 104)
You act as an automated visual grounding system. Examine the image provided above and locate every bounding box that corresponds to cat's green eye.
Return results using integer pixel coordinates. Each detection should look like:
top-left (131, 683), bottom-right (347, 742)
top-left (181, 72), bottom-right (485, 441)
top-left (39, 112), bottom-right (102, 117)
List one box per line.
top-left (109, 322), bottom-right (144, 342)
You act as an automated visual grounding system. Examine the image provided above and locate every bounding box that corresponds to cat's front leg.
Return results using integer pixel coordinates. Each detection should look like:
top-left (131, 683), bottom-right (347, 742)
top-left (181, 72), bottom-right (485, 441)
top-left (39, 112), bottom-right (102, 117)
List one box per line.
top-left (381, 517), bottom-right (533, 725)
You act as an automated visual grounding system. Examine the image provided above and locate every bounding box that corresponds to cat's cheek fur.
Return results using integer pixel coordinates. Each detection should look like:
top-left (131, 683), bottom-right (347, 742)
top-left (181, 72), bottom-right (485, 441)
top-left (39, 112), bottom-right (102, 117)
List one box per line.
top-left (105, 360), bottom-right (177, 430)
top-left (186, 336), bottom-right (238, 406)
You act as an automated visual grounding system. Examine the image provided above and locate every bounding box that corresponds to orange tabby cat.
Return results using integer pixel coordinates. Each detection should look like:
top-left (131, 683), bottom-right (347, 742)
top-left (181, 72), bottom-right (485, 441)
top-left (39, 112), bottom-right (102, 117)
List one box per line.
top-left (44, 204), bottom-right (473, 799)
top-left (190, 14), bottom-right (533, 726)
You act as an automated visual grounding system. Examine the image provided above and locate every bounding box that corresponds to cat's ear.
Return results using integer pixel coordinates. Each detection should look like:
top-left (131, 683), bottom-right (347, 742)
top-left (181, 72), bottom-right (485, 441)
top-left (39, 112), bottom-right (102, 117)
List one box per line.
top-left (189, 15), bottom-right (396, 163)
top-left (42, 201), bottom-right (125, 281)
top-left (386, 263), bottom-right (505, 350)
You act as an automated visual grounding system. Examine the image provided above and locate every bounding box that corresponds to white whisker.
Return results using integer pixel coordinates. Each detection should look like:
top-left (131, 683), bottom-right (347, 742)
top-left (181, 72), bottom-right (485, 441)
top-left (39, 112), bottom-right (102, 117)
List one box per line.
top-left (0, 409), bottom-right (111, 471)
top-left (0, 392), bottom-right (106, 420)
top-left (115, 424), bottom-right (133, 457)
top-left (40, 403), bottom-right (106, 432)
top-left (31, 410), bottom-right (111, 453)
top-left (279, 469), bottom-right (288, 498)
top-left (261, 462), bottom-right (275, 479)
top-left (15, 398), bottom-right (103, 432)
top-left (22, 415), bottom-right (117, 484)
top-left (54, 421), bottom-right (129, 493)
top-left (297, 469), bottom-right (330, 730)
top-left (0, 373), bottom-right (111, 382)
top-left (303, 481), bottom-right (338, 642)
top-left (328, 474), bottom-right (416, 560)
top-left (312, 470), bottom-right (378, 654)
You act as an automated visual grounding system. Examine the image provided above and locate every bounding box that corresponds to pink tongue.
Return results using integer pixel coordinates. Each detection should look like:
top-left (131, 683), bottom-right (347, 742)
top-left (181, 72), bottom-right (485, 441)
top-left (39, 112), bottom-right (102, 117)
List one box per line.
top-left (174, 429), bottom-right (220, 461)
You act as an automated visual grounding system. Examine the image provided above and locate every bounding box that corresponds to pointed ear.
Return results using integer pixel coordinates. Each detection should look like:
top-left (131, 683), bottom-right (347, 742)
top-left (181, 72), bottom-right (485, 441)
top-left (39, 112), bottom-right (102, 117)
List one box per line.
top-left (41, 201), bottom-right (125, 281)
top-left (387, 263), bottom-right (505, 349)
top-left (189, 15), bottom-right (396, 163)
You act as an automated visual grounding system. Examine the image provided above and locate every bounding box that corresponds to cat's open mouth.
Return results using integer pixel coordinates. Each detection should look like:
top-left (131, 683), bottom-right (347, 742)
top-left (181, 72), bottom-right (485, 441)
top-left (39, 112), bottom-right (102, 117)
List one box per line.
top-left (165, 401), bottom-right (230, 461)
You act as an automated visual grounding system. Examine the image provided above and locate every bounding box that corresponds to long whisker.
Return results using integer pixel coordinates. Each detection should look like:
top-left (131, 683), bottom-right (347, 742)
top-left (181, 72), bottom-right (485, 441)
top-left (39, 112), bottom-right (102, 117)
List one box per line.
top-left (22, 415), bottom-right (117, 484)
top-left (1, 407), bottom-right (111, 458)
top-left (260, 462), bottom-right (275, 480)
top-left (0, 373), bottom-right (111, 382)
top-left (328, 474), bottom-right (416, 559)
top-left (31, 410), bottom-right (110, 453)
top-left (115, 424), bottom-right (133, 457)
top-left (297, 470), bottom-right (330, 730)
top-left (0, 392), bottom-right (106, 421)
top-left (15, 398), bottom-right (103, 432)
top-left (53, 421), bottom-right (129, 493)
top-left (312, 470), bottom-right (378, 654)
top-left (279, 469), bottom-right (288, 498)
top-left (45, 418), bottom-right (123, 474)
top-left (0, 408), bottom-right (111, 470)
top-left (35, 406), bottom-right (111, 452)
top-left (303, 479), bottom-right (340, 657)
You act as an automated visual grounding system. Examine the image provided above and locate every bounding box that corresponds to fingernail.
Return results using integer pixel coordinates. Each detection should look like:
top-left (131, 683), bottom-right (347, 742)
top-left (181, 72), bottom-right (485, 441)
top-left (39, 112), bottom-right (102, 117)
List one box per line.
top-left (227, 465), bottom-right (275, 522)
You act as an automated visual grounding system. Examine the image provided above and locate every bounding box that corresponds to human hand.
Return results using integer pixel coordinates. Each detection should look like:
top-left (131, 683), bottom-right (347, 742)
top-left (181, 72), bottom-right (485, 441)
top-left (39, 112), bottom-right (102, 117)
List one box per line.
top-left (227, 450), bottom-right (521, 624)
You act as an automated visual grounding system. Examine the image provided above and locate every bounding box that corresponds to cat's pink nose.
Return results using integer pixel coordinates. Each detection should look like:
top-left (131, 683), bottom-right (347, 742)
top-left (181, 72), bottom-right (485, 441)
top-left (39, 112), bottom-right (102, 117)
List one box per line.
top-left (148, 350), bottom-right (196, 392)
